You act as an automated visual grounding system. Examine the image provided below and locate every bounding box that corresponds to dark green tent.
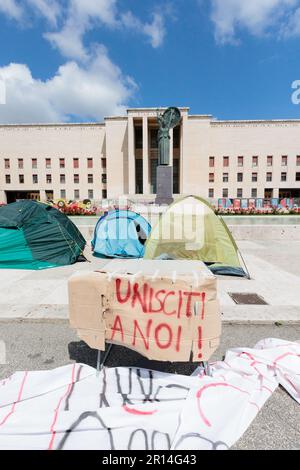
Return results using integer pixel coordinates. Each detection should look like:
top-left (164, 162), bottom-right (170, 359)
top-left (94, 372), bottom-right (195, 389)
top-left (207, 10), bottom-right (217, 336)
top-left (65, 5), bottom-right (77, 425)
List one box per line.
top-left (0, 200), bottom-right (86, 270)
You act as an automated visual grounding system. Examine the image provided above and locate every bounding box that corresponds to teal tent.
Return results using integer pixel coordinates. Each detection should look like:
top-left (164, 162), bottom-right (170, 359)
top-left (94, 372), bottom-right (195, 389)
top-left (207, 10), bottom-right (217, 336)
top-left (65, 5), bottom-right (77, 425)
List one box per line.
top-left (0, 200), bottom-right (86, 270)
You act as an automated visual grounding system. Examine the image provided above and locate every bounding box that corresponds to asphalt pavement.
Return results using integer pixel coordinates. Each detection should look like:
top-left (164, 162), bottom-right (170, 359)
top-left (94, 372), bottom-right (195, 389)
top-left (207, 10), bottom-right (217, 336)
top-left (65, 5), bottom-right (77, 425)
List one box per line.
top-left (0, 320), bottom-right (299, 450)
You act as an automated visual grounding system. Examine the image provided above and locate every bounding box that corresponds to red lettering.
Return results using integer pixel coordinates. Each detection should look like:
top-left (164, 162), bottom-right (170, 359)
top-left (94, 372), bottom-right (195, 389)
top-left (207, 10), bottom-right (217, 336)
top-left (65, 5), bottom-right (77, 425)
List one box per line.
top-left (155, 323), bottom-right (173, 349)
top-left (175, 326), bottom-right (182, 352)
top-left (162, 291), bottom-right (177, 316)
top-left (115, 278), bottom-right (131, 304)
top-left (132, 282), bottom-right (148, 313)
top-left (177, 290), bottom-right (183, 319)
top-left (148, 289), bottom-right (166, 314)
top-left (132, 319), bottom-right (152, 350)
top-left (184, 292), bottom-right (202, 318)
top-left (110, 315), bottom-right (124, 342)
top-left (201, 292), bottom-right (206, 320)
top-left (198, 326), bottom-right (202, 359)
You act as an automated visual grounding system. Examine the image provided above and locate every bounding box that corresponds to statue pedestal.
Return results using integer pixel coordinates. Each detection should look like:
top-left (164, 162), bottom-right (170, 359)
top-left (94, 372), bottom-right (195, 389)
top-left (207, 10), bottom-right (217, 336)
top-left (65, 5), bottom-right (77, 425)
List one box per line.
top-left (155, 165), bottom-right (174, 206)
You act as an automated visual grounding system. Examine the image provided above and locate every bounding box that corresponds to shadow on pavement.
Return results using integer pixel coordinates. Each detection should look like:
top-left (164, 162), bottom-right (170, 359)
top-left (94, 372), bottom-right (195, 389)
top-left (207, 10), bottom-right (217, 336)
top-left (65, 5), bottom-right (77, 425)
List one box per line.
top-left (68, 341), bottom-right (197, 375)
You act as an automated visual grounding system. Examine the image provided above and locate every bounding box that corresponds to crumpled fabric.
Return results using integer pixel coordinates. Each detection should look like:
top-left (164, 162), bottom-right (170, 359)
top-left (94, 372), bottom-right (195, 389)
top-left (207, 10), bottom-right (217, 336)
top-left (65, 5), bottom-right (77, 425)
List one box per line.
top-left (0, 338), bottom-right (299, 450)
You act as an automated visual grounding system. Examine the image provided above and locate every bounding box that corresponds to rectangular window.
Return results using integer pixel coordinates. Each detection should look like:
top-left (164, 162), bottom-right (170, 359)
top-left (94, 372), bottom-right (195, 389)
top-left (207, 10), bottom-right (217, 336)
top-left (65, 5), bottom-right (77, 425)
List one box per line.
top-left (209, 173), bottom-right (214, 183)
top-left (74, 174), bottom-right (79, 184)
top-left (223, 173), bottom-right (229, 183)
top-left (251, 188), bottom-right (257, 198)
top-left (88, 189), bottom-right (94, 199)
top-left (296, 172), bottom-right (300, 181)
top-left (101, 158), bottom-right (107, 169)
top-left (282, 155), bottom-right (288, 166)
top-left (135, 127), bottom-right (143, 149)
top-left (222, 188), bottom-right (228, 198)
top-left (266, 172), bottom-right (272, 182)
top-left (150, 129), bottom-right (158, 149)
top-left (5, 175), bottom-right (11, 184)
top-left (102, 174), bottom-right (107, 184)
top-left (60, 174), bottom-right (65, 184)
top-left (237, 188), bottom-right (243, 198)
top-left (252, 172), bottom-right (258, 182)
top-left (237, 173), bottom-right (243, 182)
top-left (18, 159), bottom-right (23, 169)
top-left (208, 188), bottom-right (214, 198)
top-left (4, 159), bottom-right (10, 169)
top-left (60, 158), bottom-right (65, 168)
top-left (73, 158), bottom-right (79, 169)
top-left (238, 156), bottom-right (244, 167)
top-left (223, 156), bottom-right (229, 167)
top-left (252, 156), bottom-right (258, 167)
top-left (32, 158), bottom-right (37, 169)
top-left (209, 157), bottom-right (215, 167)
top-left (19, 174), bottom-right (24, 184)
top-left (267, 156), bottom-right (273, 166)
top-left (32, 174), bottom-right (38, 184)
top-left (60, 189), bottom-right (66, 199)
top-left (88, 174), bottom-right (93, 184)
top-left (45, 158), bottom-right (51, 169)
top-left (281, 172), bottom-right (287, 182)
top-left (87, 158), bottom-right (93, 169)
top-left (102, 189), bottom-right (107, 199)
top-left (46, 174), bottom-right (52, 184)
top-left (74, 189), bottom-right (80, 199)
top-left (297, 156), bottom-right (300, 166)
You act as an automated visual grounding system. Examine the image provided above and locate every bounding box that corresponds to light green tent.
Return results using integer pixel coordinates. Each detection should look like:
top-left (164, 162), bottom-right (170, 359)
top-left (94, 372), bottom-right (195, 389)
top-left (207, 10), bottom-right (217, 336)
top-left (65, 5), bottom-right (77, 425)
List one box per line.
top-left (144, 195), bottom-right (249, 278)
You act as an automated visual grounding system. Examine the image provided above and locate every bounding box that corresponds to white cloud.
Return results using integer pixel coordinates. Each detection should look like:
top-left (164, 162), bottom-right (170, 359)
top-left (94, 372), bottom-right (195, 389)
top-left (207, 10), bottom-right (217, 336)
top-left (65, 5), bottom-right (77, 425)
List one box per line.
top-left (0, 0), bottom-right (23, 20)
top-left (121, 11), bottom-right (166, 48)
top-left (0, 0), bottom-right (168, 123)
top-left (210, 0), bottom-right (298, 44)
top-left (143, 13), bottom-right (166, 48)
top-left (45, 0), bottom-right (167, 59)
top-left (44, 0), bottom-right (120, 60)
top-left (280, 6), bottom-right (300, 37)
top-left (0, 47), bottom-right (136, 123)
top-left (26, 0), bottom-right (62, 26)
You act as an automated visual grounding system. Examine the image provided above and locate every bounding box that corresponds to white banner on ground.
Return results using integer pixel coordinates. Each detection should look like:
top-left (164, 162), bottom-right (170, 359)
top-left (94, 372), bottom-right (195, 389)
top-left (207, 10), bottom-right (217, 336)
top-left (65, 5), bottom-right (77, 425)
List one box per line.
top-left (0, 338), bottom-right (299, 450)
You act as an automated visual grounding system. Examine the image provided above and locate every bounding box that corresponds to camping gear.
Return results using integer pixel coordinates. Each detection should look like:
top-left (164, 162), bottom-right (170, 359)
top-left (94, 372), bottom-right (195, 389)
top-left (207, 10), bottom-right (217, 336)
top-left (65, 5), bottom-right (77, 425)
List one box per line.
top-left (144, 195), bottom-right (249, 278)
top-left (92, 210), bottom-right (151, 259)
top-left (0, 200), bottom-right (86, 270)
top-left (69, 259), bottom-right (221, 363)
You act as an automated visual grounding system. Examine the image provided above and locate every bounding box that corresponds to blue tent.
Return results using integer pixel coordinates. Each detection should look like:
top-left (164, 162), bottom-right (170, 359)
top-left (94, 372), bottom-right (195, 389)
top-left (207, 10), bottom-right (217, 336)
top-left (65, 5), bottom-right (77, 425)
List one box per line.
top-left (92, 210), bottom-right (151, 258)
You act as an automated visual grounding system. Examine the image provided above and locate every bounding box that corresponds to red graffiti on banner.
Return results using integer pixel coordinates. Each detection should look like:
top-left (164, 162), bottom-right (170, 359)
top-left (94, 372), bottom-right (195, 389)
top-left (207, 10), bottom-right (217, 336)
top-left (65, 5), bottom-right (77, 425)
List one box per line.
top-left (197, 326), bottom-right (202, 359)
top-left (109, 315), bottom-right (190, 354)
top-left (115, 279), bottom-right (206, 319)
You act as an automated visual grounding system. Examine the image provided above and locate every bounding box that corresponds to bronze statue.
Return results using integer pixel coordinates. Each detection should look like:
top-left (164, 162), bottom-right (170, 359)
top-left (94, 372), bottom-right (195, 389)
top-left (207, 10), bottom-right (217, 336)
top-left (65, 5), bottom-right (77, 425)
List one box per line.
top-left (157, 107), bottom-right (181, 166)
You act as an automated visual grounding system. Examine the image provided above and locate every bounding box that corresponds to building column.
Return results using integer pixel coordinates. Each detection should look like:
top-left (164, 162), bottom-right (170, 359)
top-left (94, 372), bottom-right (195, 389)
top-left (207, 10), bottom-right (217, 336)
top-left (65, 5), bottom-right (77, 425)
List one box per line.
top-left (169, 128), bottom-right (173, 167)
top-left (143, 117), bottom-right (149, 195)
top-left (0, 190), bottom-right (6, 203)
top-left (40, 190), bottom-right (46, 201)
top-left (273, 188), bottom-right (279, 198)
top-left (180, 117), bottom-right (186, 194)
top-left (128, 116), bottom-right (135, 195)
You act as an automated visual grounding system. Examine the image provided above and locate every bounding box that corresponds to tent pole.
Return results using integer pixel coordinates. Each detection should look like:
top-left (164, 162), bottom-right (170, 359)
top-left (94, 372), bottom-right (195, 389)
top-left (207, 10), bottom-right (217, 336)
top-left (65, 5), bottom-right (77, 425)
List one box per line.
top-left (102, 344), bottom-right (113, 367)
top-left (238, 249), bottom-right (251, 280)
top-left (96, 344), bottom-right (113, 377)
top-left (201, 361), bottom-right (211, 377)
top-left (96, 350), bottom-right (101, 377)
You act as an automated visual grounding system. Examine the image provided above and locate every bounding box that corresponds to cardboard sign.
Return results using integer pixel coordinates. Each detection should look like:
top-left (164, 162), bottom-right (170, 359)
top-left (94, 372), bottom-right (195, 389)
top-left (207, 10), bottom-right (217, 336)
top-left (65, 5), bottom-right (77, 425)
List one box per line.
top-left (69, 260), bottom-right (221, 362)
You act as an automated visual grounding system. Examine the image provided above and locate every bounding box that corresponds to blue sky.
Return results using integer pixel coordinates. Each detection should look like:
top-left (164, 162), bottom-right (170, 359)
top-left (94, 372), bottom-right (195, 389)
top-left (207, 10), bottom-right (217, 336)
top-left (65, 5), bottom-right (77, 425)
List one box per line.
top-left (1, 0), bottom-right (300, 123)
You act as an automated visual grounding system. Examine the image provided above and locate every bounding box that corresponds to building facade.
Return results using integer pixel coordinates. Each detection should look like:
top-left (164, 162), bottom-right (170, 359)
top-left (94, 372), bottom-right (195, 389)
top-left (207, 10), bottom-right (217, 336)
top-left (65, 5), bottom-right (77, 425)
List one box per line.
top-left (0, 106), bottom-right (300, 204)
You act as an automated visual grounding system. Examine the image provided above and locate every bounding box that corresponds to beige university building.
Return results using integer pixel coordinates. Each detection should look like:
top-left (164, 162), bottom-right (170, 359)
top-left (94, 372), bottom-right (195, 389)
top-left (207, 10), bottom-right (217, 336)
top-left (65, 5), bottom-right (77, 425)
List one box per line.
top-left (0, 106), bottom-right (300, 204)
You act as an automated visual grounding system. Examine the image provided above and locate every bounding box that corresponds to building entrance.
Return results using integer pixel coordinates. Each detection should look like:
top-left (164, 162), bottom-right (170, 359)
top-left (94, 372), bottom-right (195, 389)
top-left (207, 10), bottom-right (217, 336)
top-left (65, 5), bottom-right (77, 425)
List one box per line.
top-left (5, 191), bottom-right (40, 204)
top-left (279, 189), bottom-right (300, 198)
